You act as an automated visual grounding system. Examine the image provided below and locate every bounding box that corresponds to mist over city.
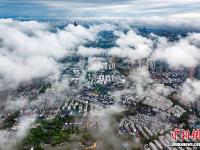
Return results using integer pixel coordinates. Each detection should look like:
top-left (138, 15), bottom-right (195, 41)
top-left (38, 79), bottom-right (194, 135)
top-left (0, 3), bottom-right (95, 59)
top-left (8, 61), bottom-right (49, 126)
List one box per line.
top-left (0, 0), bottom-right (200, 150)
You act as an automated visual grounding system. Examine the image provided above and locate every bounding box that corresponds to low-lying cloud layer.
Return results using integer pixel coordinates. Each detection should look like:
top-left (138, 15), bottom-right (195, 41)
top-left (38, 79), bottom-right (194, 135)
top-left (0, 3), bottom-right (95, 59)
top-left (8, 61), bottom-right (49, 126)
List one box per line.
top-left (0, 116), bottom-right (35, 150)
top-left (180, 79), bottom-right (200, 104)
top-left (152, 33), bottom-right (200, 68)
top-left (0, 18), bottom-right (200, 149)
top-left (109, 30), bottom-right (153, 60)
top-left (0, 18), bottom-right (200, 100)
top-left (0, 19), bottom-right (113, 91)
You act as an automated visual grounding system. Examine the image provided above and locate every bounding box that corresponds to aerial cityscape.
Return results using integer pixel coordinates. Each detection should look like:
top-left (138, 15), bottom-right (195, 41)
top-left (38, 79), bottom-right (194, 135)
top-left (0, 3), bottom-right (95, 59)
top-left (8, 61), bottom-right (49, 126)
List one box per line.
top-left (0, 0), bottom-right (200, 150)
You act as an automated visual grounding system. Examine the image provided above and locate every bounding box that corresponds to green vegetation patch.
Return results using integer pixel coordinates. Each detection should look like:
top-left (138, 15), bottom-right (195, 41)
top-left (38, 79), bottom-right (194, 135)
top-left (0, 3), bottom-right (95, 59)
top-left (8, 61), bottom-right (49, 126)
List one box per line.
top-left (0, 110), bottom-right (20, 129)
top-left (24, 115), bottom-right (80, 149)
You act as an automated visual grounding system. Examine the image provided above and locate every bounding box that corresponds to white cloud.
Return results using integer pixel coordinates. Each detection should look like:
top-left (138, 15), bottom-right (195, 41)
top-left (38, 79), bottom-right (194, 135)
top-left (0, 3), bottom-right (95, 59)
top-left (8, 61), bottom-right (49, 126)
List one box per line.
top-left (0, 116), bottom-right (35, 150)
top-left (169, 12), bottom-right (200, 19)
top-left (114, 30), bottom-right (152, 48)
top-left (74, 17), bottom-right (200, 30)
top-left (87, 57), bottom-right (107, 71)
top-left (0, 55), bottom-right (60, 89)
top-left (152, 33), bottom-right (200, 68)
top-left (0, 18), bottom-right (50, 32)
top-left (77, 46), bottom-right (105, 57)
top-left (180, 79), bottom-right (200, 104)
top-left (128, 67), bottom-right (153, 96)
top-left (109, 30), bottom-right (153, 60)
top-left (128, 67), bottom-right (173, 98)
top-left (2, 15), bottom-right (200, 150)
top-left (0, 19), bottom-right (108, 91)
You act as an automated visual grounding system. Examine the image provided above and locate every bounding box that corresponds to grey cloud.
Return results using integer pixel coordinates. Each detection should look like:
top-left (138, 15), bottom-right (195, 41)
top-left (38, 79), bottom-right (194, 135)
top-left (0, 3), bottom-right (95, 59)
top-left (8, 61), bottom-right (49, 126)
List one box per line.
top-left (1, 0), bottom-right (199, 18)
top-left (39, 0), bottom-right (200, 18)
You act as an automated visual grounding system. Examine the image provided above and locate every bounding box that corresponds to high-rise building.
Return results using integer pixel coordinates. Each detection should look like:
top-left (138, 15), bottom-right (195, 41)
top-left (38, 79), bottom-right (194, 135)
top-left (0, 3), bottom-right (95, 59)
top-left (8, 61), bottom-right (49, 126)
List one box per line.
top-left (194, 65), bottom-right (200, 79)
top-left (189, 67), bottom-right (195, 79)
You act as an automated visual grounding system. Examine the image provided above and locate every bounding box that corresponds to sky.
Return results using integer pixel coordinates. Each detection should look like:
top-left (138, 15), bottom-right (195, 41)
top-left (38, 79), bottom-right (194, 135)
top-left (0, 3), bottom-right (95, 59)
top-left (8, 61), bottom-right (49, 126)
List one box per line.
top-left (0, 0), bottom-right (200, 19)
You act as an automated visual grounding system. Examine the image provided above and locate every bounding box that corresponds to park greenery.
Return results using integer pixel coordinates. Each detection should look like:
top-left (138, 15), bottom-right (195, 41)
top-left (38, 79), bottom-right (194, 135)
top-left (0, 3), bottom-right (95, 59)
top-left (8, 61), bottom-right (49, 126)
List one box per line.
top-left (0, 110), bottom-right (20, 129)
top-left (23, 115), bottom-right (79, 149)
